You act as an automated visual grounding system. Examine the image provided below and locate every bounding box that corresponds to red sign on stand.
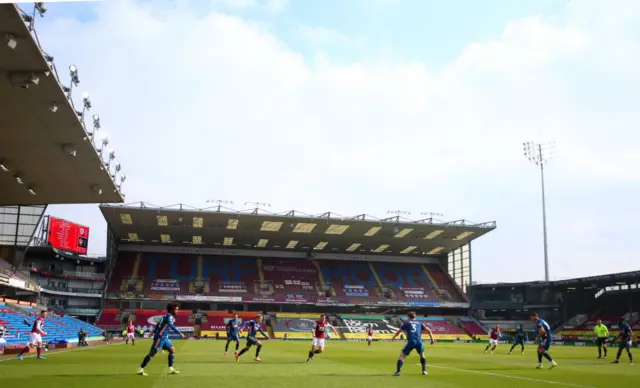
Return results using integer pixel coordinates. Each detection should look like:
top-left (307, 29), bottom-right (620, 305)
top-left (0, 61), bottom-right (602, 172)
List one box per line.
top-left (47, 217), bottom-right (90, 255)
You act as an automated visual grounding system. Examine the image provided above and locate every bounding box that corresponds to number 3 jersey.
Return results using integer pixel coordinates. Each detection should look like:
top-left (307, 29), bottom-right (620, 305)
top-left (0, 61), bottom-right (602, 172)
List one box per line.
top-left (400, 320), bottom-right (427, 343)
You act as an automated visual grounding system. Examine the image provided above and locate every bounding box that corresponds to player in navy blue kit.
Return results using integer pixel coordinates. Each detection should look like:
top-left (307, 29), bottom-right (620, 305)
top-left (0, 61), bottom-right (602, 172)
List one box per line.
top-left (224, 313), bottom-right (241, 356)
top-left (236, 314), bottom-right (269, 362)
top-left (508, 324), bottom-right (527, 355)
top-left (137, 303), bottom-right (185, 376)
top-left (611, 318), bottom-right (634, 364)
top-left (530, 312), bottom-right (557, 369)
top-left (390, 312), bottom-right (435, 376)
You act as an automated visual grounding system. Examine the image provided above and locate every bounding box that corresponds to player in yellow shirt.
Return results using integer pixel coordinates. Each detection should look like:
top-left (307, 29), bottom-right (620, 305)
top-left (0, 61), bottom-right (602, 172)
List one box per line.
top-left (593, 319), bottom-right (609, 359)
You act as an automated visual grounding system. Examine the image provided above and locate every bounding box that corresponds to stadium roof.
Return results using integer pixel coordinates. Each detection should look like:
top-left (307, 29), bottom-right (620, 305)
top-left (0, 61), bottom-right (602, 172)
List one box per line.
top-left (471, 270), bottom-right (640, 289)
top-left (0, 205), bottom-right (45, 246)
top-left (100, 202), bottom-right (496, 256)
top-left (0, 4), bottom-right (123, 205)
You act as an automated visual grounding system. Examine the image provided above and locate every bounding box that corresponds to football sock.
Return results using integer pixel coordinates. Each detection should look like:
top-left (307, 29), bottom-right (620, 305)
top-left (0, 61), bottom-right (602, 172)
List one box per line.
top-left (543, 352), bottom-right (553, 362)
top-left (255, 345), bottom-right (262, 357)
top-left (396, 359), bottom-right (404, 373)
top-left (168, 353), bottom-right (174, 368)
top-left (141, 355), bottom-right (152, 368)
top-left (420, 356), bottom-right (426, 372)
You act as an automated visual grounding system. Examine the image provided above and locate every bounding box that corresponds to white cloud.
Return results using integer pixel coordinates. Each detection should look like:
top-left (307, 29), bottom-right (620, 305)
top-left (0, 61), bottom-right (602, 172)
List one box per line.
top-left (39, 0), bottom-right (640, 281)
top-left (297, 25), bottom-right (363, 48)
top-left (265, 0), bottom-right (288, 12)
top-left (208, 0), bottom-right (288, 12)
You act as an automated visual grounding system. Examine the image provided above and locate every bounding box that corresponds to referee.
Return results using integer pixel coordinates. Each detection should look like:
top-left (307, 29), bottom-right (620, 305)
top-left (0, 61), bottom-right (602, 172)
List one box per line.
top-left (594, 319), bottom-right (609, 359)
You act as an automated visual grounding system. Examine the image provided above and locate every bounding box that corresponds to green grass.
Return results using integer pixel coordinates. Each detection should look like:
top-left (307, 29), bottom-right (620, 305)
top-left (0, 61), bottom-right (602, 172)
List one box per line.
top-left (0, 340), bottom-right (636, 388)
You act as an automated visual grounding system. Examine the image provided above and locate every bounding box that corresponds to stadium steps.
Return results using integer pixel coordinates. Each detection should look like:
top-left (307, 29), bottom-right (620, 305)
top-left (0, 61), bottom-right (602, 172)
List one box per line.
top-left (462, 318), bottom-right (487, 339)
top-left (471, 317), bottom-right (487, 331)
top-left (197, 255), bottom-right (204, 280)
top-left (5, 302), bottom-right (36, 316)
top-left (257, 258), bottom-right (265, 281)
top-left (443, 264), bottom-right (470, 303)
top-left (367, 263), bottom-right (386, 291)
top-left (558, 314), bottom-right (588, 332)
top-left (130, 252), bottom-right (142, 278)
top-left (420, 265), bottom-right (439, 290)
top-left (312, 261), bottom-right (326, 286)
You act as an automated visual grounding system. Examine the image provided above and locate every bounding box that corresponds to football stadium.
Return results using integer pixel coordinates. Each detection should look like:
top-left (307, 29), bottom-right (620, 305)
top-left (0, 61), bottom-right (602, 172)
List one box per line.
top-left (0, 3), bottom-right (638, 388)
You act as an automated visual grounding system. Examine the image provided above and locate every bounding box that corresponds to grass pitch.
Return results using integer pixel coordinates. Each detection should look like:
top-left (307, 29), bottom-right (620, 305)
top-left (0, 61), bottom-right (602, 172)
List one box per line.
top-left (1, 340), bottom-right (636, 388)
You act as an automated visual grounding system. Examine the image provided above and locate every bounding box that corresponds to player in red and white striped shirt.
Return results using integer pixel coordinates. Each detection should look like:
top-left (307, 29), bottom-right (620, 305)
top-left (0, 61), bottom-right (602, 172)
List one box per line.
top-left (18, 310), bottom-right (48, 360)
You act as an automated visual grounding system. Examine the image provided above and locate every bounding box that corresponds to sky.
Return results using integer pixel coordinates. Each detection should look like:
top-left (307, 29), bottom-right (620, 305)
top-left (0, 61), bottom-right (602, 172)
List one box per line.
top-left (30, 0), bottom-right (640, 284)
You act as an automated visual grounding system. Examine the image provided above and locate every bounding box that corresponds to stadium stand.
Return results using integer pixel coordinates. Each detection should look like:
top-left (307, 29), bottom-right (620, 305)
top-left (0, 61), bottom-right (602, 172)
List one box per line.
top-left (100, 203), bottom-right (488, 310)
top-left (0, 301), bottom-right (102, 347)
top-left (105, 251), bottom-right (467, 306)
top-left (107, 253), bottom-right (261, 299)
top-left (0, 259), bottom-right (37, 289)
top-left (316, 260), bottom-right (380, 302)
top-left (471, 271), bottom-right (640, 345)
top-left (416, 317), bottom-right (470, 340)
top-left (460, 317), bottom-right (489, 338)
top-left (259, 259), bottom-right (318, 301)
top-left (426, 264), bottom-right (467, 302)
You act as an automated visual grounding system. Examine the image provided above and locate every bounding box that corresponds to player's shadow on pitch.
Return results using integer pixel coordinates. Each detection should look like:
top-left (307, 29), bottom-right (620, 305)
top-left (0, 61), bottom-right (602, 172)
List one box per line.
top-left (187, 361), bottom-right (305, 364)
top-left (41, 374), bottom-right (132, 378)
top-left (320, 374), bottom-right (389, 377)
top-left (465, 367), bottom-right (527, 371)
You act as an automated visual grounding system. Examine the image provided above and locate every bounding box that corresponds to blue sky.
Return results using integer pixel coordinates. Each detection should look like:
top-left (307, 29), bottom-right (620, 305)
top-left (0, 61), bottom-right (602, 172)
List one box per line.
top-left (46, 0), bottom-right (567, 64)
top-left (30, 0), bottom-right (640, 284)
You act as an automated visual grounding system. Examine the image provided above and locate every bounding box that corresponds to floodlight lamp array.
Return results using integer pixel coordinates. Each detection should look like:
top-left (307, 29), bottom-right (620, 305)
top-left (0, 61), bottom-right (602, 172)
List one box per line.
top-left (0, 159), bottom-right (38, 196)
top-left (522, 141), bottom-right (555, 166)
top-left (9, 3), bottom-right (127, 199)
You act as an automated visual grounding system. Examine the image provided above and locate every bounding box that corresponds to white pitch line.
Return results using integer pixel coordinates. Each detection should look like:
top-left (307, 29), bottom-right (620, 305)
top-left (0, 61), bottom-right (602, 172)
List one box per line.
top-left (420, 364), bottom-right (597, 388)
top-left (0, 341), bottom-right (126, 363)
